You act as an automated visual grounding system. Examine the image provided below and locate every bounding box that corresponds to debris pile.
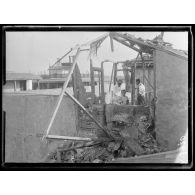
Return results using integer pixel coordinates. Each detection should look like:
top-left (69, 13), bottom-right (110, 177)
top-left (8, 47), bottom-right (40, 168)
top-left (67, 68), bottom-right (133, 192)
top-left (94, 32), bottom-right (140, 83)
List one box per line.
top-left (45, 114), bottom-right (163, 163)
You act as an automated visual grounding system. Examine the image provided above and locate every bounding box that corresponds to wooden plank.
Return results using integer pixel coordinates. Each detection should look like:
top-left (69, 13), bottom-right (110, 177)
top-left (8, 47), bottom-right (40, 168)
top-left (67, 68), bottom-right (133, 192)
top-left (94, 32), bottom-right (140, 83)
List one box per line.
top-left (65, 90), bottom-right (112, 138)
top-left (43, 48), bottom-right (80, 139)
top-left (46, 134), bottom-right (92, 141)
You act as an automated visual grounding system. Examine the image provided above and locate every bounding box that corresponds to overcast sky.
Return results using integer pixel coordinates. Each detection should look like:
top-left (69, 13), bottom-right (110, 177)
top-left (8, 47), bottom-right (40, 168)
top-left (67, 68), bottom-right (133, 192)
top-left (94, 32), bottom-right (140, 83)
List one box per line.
top-left (6, 31), bottom-right (188, 76)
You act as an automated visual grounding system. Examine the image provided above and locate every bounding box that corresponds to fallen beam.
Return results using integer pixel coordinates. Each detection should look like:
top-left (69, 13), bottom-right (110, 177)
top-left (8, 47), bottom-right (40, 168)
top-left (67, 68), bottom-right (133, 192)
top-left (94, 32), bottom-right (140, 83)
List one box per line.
top-left (43, 48), bottom-right (80, 139)
top-left (46, 135), bottom-right (92, 141)
top-left (65, 90), bottom-right (112, 139)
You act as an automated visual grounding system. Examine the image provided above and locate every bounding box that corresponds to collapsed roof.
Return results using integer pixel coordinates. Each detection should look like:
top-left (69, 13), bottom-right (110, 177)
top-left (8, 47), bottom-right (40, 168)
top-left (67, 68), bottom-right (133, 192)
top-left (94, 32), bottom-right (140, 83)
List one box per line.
top-left (51, 32), bottom-right (188, 69)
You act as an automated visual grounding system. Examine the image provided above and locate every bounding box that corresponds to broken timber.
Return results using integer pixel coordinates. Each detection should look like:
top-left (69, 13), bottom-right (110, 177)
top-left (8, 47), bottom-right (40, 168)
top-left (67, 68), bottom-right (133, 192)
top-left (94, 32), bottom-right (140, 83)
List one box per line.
top-left (46, 135), bottom-right (92, 141)
top-left (43, 48), bottom-right (81, 140)
top-left (65, 90), bottom-right (112, 139)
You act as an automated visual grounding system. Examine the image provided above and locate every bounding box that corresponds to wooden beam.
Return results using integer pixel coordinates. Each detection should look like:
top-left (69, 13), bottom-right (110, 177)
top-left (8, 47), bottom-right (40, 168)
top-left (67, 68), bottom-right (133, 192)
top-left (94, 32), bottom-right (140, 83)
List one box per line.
top-left (51, 48), bottom-right (72, 68)
top-left (101, 62), bottom-right (105, 103)
top-left (140, 53), bottom-right (145, 84)
top-left (113, 63), bottom-right (117, 85)
top-left (43, 48), bottom-right (80, 139)
top-left (109, 35), bottom-right (114, 52)
top-left (46, 134), bottom-right (92, 141)
top-left (65, 90), bottom-right (112, 138)
top-left (132, 53), bottom-right (140, 105)
top-left (90, 59), bottom-right (95, 101)
top-left (37, 80), bottom-right (40, 89)
top-left (153, 50), bottom-right (157, 99)
top-left (131, 65), bottom-right (135, 105)
top-left (80, 48), bottom-right (90, 52)
top-left (98, 71), bottom-right (101, 98)
top-left (153, 50), bottom-right (157, 123)
top-left (109, 63), bottom-right (114, 92)
top-left (14, 80), bottom-right (16, 92)
top-left (112, 36), bottom-right (141, 53)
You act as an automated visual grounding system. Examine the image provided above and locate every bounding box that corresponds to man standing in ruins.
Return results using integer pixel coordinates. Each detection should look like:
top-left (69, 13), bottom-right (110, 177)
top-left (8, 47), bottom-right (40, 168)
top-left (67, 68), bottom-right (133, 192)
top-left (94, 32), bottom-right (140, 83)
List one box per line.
top-left (136, 78), bottom-right (145, 105)
top-left (112, 79), bottom-right (123, 104)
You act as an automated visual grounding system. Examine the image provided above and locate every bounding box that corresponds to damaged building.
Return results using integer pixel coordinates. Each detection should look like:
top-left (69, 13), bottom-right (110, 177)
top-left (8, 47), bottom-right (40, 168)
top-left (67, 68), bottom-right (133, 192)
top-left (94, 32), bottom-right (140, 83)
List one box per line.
top-left (3, 32), bottom-right (188, 163)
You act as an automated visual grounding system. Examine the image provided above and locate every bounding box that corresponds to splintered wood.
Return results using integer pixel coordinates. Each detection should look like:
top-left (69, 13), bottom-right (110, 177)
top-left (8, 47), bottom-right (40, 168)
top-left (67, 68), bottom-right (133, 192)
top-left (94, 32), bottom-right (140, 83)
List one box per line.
top-left (44, 110), bottom-right (163, 163)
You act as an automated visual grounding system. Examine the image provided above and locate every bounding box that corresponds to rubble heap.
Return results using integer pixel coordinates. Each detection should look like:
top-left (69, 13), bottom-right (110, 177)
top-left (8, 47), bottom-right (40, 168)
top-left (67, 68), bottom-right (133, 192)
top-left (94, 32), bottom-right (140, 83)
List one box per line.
top-left (45, 113), bottom-right (163, 163)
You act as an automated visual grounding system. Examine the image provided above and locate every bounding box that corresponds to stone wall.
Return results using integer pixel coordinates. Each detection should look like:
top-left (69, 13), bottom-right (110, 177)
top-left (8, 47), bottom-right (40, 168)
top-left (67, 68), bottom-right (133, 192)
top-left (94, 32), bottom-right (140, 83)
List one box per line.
top-left (155, 50), bottom-right (188, 150)
top-left (3, 93), bottom-right (77, 162)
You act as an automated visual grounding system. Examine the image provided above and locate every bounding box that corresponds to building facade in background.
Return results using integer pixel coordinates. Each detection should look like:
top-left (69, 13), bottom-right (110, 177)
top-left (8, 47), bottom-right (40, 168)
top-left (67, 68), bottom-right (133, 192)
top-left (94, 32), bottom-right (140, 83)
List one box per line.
top-left (4, 72), bottom-right (41, 92)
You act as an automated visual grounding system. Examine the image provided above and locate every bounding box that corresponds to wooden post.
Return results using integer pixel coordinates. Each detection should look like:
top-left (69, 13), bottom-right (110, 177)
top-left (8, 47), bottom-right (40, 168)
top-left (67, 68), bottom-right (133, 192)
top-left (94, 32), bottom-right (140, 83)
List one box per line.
top-left (14, 80), bottom-right (16, 92)
top-left (113, 63), bottom-right (117, 85)
top-left (109, 63), bottom-right (114, 92)
top-left (132, 53), bottom-right (140, 105)
top-left (70, 55), bottom-right (79, 135)
top-left (153, 50), bottom-right (157, 100)
top-left (98, 71), bottom-right (101, 98)
top-left (140, 53), bottom-right (145, 84)
top-left (101, 62), bottom-right (105, 103)
top-left (131, 65), bottom-right (135, 105)
top-left (71, 55), bottom-right (78, 98)
top-left (43, 48), bottom-right (80, 139)
top-left (90, 59), bottom-right (95, 100)
top-left (69, 56), bottom-right (72, 63)
top-left (37, 80), bottom-right (40, 89)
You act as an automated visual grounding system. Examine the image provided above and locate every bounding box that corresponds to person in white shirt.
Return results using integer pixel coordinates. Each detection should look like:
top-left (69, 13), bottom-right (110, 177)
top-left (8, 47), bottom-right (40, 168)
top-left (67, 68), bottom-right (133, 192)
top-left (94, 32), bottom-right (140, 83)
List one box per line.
top-left (136, 78), bottom-right (145, 105)
top-left (112, 79), bottom-right (123, 104)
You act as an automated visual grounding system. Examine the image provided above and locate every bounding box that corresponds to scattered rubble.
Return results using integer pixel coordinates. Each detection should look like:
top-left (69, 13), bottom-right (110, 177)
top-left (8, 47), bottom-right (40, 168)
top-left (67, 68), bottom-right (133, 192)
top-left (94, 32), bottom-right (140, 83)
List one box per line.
top-left (45, 113), bottom-right (163, 163)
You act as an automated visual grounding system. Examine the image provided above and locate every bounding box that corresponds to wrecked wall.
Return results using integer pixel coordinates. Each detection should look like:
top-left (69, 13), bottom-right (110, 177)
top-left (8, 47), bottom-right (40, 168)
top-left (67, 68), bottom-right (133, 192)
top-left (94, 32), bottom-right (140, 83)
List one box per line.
top-left (155, 50), bottom-right (188, 150)
top-left (3, 93), bottom-right (77, 162)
